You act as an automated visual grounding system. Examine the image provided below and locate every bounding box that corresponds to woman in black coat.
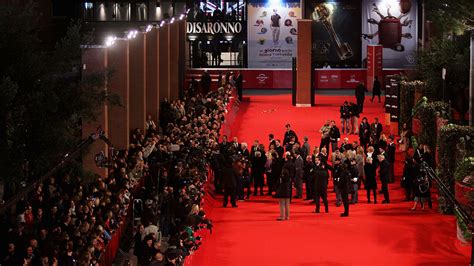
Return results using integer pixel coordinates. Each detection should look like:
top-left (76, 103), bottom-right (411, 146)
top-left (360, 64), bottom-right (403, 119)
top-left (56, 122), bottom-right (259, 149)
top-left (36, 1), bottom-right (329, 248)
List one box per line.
top-left (364, 157), bottom-right (377, 203)
top-left (402, 157), bottom-right (415, 201)
top-left (275, 168), bottom-right (292, 220)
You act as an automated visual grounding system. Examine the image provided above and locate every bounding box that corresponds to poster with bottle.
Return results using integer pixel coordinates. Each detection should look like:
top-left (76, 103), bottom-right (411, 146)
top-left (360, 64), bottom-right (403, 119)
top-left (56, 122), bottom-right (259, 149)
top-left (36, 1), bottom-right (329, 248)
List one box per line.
top-left (306, 0), bottom-right (362, 68)
top-left (361, 0), bottom-right (418, 68)
top-left (247, 0), bottom-right (301, 68)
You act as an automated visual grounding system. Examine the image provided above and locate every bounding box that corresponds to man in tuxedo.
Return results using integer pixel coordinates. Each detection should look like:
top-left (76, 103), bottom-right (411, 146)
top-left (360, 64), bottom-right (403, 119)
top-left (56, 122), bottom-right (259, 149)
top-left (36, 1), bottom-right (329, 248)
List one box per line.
top-left (283, 124), bottom-right (298, 146)
top-left (371, 118), bottom-right (383, 144)
top-left (378, 154), bottom-right (391, 203)
top-left (230, 137), bottom-right (241, 155)
top-left (335, 159), bottom-right (351, 217)
top-left (219, 135), bottom-right (229, 155)
top-left (386, 136), bottom-right (396, 183)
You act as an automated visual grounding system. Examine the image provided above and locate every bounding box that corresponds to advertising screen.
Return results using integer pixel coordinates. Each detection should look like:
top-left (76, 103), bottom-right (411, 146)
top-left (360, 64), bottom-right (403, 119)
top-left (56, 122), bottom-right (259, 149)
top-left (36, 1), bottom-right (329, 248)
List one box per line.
top-left (306, 0), bottom-right (362, 68)
top-left (247, 0), bottom-right (301, 68)
top-left (361, 0), bottom-right (418, 68)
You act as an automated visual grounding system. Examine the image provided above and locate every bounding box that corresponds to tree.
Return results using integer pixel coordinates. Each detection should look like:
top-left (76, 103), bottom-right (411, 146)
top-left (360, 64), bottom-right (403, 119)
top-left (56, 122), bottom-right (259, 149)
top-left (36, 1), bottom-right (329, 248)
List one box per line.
top-left (417, 34), bottom-right (470, 120)
top-left (0, 3), bottom-right (116, 198)
top-left (425, 0), bottom-right (474, 34)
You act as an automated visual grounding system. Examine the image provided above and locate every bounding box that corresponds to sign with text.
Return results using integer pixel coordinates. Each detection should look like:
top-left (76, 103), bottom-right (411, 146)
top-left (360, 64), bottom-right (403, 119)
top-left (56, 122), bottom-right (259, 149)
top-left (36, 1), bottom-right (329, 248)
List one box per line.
top-left (247, 0), bottom-right (301, 68)
top-left (314, 69), bottom-right (366, 89)
top-left (186, 22), bottom-right (244, 34)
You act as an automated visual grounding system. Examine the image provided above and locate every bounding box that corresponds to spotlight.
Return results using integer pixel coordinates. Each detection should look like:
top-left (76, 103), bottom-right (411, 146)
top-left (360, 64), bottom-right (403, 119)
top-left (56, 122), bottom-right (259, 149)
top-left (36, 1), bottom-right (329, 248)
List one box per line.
top-left (105, 36), bottom-right (117, 47)
top-left (160, 21), bottom-right (165, 27)
top-left (145, 24), bottom-right (153, 32)
top-left (179, 14), bottom-right (185, 20)
top-left (170, 17), bottom-right (175, 24)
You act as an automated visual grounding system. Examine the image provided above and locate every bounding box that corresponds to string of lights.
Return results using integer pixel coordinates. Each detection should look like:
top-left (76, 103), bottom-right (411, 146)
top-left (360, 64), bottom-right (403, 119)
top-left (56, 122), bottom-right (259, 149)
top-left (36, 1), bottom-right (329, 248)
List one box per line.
top-left (104, 8), bottom-right (190, 47)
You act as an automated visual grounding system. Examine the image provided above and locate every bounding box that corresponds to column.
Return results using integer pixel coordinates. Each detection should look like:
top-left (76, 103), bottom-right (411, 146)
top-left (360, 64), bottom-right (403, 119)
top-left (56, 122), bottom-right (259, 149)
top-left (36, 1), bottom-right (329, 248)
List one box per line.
top-left (129, 32), bottom-right (147, 133)
top-left (169, 21), bottom-right (180, 100)
top-left (81, 47), bottom-right (108, 177)
top-left (178, 19), bottom-right (186, 99)
top-left (107, 40), bottom-right (130, 150)
top-left (159, 24), bottom-right (170, 102)
top-left (296, 19), bottom-right (312, 107)
top-left (146, 28), bottom-right (160, 121)
top-left (366, 44), bottom-right (383, 91)
top-left (469, 30), bottom-right (474, 126)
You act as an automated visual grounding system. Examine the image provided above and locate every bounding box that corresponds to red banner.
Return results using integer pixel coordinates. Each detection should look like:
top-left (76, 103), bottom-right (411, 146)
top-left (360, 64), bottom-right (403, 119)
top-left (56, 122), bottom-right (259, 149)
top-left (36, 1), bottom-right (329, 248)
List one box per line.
top-left (314, 69), bottom-right (366, 89)
top-left (187, 68), bottom-right (407, 90)
top-left (366, 45), bottom-right (383, 90)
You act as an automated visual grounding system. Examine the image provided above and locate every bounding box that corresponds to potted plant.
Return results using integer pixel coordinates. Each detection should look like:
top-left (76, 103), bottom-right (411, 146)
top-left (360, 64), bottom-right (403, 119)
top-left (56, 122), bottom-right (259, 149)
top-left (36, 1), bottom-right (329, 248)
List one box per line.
top-left (454, 157), bottom-right (474, 244)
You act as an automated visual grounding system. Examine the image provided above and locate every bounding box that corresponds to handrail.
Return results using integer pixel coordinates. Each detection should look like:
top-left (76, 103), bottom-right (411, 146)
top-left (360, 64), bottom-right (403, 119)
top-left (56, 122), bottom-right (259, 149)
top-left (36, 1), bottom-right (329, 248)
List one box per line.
top-left (419, 161), bottom-right (473, 265)
top-left (0, 128), bottom-right (111, 214)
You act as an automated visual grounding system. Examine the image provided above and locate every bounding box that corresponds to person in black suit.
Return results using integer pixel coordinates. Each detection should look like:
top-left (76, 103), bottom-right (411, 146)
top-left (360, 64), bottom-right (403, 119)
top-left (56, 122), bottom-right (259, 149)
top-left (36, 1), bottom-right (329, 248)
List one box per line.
top-left (251, 150), bottom-right (267, 196)
top-left (329, 120), bottom-right (341, 152)
top-left (364, 157), bottom-right (377, 203)
top-left (275, 168), bottom-right (292, 220)
top-left (274, 140), bottom-right (285, 159)
top-left (303, 156), bottom-right (314, 200)
top-left (335, 160), bottom-right (351, 217)
top-left (378, 154), bottom-right (390, 203)
top-left (386, 136), bottom-right (396, 183)
top-left (283, 124), bottom-right (298, 146)
top-left (402, 156), bottom-right (416, 201)
top-left (222, 158), bottom-right (238, 208)
top-left (370, 118), bottom-right (383, 145)
top-left (355, 82), bottom-right (368, 113)
top-left (269, 134), bottom-right (276, 148)
top-left (371, 76), bottom-right (381, 103)
top-left (294, 151), bottom-right (304, 199)
top-left (235, 71), bottom-right (243, 101)
top-left (219, 135), bottom-right (229, 154)
top-left (200, 70), bottom-right (212, 95)
top-left (340, 101), bottom-right (351, 134)
top-left (359, 117), bottom-right (371, 151)
top-left (313, 157), bottom-right (330, 213)
top-left (282, 152), bottom-right (296, 196)
top-left (230, 136), bottom-right (241, 155)
top-left (240, 143), bottom-right (250, 159)
top-left (271, 151), bottom-right (284, 195)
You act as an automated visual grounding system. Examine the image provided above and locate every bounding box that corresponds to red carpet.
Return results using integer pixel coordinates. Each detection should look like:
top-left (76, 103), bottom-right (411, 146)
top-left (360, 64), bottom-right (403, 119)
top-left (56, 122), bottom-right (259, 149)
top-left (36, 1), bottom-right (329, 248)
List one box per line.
top-left (190, 94), bottom-right (470, 266)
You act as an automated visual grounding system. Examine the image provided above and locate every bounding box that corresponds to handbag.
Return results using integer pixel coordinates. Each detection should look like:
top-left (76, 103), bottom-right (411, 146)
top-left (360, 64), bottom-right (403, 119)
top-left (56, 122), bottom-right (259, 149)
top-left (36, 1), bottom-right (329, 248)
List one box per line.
top-left (401, 176), bottom-right (407, 188)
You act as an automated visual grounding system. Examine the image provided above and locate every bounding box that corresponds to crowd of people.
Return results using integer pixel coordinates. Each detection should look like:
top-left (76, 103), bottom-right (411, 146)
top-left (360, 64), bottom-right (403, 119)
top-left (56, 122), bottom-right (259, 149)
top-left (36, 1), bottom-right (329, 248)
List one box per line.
top-left (210, 106), bottom-right (435, 219)
top-left (0, 69), bottom-right (437, 265)
top-left (0, 83), bottom-right (234, 265)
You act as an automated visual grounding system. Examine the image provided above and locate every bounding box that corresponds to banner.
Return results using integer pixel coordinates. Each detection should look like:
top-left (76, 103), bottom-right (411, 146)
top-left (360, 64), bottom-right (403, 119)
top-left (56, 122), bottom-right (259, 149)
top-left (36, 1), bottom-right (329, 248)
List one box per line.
top-left (247, 0), bottom-right (301, 68)
top-left (306, 0), bottom-right (362, 68)
top-left (361, 0), bottom-right (418, 68)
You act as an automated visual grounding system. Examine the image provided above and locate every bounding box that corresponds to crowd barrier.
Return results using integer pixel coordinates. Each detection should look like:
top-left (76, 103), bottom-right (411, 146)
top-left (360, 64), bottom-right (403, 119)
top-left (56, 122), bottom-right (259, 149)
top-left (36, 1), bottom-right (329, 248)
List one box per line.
top-left (184, 90), bottom-right (239, 265)
top-left (100, 89), bottom-right (238, 265)
top-left (99, 178), bottom-right (145, 266)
